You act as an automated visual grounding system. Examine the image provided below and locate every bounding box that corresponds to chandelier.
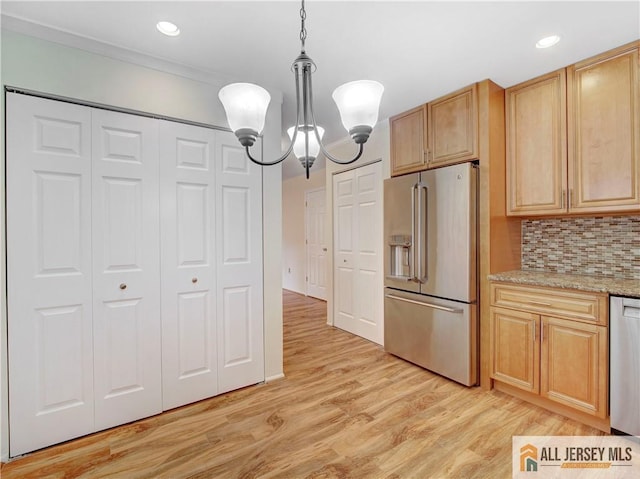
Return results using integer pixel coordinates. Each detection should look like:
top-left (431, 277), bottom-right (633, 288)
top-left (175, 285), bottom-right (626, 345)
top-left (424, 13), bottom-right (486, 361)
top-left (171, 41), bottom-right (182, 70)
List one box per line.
top-left (218, 0), bottom-right (384, 179)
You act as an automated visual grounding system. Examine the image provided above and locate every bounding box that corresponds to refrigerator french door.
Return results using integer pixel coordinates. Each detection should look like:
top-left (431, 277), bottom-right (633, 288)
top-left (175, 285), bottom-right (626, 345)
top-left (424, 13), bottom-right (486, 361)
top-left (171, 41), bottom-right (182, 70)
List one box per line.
top-left (383, 162), bottom-right (478, 386)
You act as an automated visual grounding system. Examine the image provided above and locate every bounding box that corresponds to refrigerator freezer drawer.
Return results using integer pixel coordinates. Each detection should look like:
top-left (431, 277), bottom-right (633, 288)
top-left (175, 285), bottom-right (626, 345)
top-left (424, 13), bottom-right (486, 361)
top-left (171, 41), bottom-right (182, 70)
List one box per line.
top-left (384, 288), bottom-right (478, 386)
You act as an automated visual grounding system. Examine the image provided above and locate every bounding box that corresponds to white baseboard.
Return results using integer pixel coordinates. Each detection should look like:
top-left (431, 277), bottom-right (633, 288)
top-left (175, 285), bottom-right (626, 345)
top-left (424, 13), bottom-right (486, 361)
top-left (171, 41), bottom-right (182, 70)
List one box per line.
top-left (265, 373), bottom-right (285, 383)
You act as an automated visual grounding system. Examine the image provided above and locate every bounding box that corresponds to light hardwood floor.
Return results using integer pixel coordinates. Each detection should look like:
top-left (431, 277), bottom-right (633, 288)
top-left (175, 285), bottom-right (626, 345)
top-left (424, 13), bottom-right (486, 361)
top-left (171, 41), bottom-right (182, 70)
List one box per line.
top-left (2, 290), bottom-right (604, 478)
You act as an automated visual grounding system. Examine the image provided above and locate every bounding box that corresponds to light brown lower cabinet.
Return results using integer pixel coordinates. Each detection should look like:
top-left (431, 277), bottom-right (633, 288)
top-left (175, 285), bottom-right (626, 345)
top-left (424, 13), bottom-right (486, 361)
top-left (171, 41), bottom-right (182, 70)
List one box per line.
top-left (491, 307), bottom-right (539, 393)
top-left (490, 283), bottom-right (609, 429)
top-left (540, 316), bottom-right (607, 418)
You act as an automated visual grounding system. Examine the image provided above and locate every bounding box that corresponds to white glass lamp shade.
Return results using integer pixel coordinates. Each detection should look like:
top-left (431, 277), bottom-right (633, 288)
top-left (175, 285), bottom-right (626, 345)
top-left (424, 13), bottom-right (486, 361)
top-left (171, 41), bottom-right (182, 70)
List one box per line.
top-left (218, 83), bottom-right (271, 134)
top-left (287, 125), bottom-right (324, 158)
top-left (332, 80), bottom-right (384, 132)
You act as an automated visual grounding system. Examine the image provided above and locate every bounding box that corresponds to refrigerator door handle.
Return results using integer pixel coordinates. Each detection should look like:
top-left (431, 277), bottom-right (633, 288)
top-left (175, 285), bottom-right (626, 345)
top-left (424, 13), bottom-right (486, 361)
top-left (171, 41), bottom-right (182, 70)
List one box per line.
top-left (385, 293), bottom-right (463, 314)
top-left (411, 183), bottom-right (418, 282)
top-left (418, 182), bottom-right (428, 283)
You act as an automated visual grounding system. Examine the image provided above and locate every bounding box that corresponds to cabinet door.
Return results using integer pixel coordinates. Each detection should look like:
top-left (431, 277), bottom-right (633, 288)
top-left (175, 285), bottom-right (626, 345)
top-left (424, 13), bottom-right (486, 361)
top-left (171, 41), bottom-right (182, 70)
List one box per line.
top-left (215, 131), bottom-right (264, 394)
top-left (92, 109), bottom-right (162, 430)
top-left (7, 93), bottom-right (95, 456)
top-left (568, 42), bottom-right (640, 213)
top-left (390, 105), bottom-right (427, 176)
top-left (506, 70), bottom-right (567, 215)
top-left (490, 307), bottom-right (539, 393)
top-left (159, 121), bottom-right (218, 410)
top-left (428, 84), bottom-right (478, 168)
top-left (540, 317), bottom-right (607, 418)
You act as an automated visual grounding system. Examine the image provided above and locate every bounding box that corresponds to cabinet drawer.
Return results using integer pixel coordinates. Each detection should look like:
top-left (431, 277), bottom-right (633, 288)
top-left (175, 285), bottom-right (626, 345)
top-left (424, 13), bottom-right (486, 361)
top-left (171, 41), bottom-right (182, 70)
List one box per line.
top-left (491, 283), bottom-right (607, 325)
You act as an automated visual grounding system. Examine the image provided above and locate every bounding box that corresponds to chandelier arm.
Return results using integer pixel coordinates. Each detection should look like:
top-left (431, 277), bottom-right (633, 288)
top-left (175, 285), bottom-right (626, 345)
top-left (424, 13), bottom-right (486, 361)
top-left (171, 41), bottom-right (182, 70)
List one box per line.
top-left (244, 146), bottom-right (285, 166)
top-left (306, 67), bottom-right (366, 165)
top-left (243, 64), bottom-right (305, 166)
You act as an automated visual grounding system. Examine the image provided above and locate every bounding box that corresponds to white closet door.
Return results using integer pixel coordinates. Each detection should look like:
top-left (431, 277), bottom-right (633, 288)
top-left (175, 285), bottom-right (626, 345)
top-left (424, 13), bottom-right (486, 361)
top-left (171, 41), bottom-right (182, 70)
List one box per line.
top-left (333, 170), bottom-right (357, 334)
top-left (215, 131), bottom-right (264, 394)
top-left (333, 162), bottom-right (383, 345)
top-left (7, 93), bottom-right (95, 456)
top-left (353, 163), bottom-right (383, 344)
top-left (159, 121), bottom-right (218, 410)
top-left (91, 109), bottom-right (162, 430)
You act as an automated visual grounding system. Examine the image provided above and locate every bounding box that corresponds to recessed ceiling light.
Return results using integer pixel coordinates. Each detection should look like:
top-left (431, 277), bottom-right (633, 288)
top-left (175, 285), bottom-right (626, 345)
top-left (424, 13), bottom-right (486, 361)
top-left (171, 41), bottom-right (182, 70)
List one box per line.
top-left (157, 21), bottom-right (180, 37)
top-left (536, 35), bottom-right (561, 49)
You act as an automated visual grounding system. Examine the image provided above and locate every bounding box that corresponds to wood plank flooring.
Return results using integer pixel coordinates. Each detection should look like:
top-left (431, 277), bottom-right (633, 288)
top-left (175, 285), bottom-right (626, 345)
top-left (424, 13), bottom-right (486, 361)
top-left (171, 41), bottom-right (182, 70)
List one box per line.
top-left (2, 290), bottom-right (604, 478)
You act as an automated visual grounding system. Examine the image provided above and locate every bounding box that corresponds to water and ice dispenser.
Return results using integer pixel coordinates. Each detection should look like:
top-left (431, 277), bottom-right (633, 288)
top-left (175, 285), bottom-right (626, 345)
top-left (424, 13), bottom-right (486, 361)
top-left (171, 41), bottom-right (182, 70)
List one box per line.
top-left (389, 235), bottom-right (412, 278)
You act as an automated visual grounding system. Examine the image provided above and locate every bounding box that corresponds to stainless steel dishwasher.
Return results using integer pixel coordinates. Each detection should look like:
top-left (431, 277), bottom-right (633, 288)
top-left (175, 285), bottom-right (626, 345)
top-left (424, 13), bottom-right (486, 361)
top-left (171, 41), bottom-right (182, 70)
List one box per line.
top-left (610, 296), bottom-right (640, 435)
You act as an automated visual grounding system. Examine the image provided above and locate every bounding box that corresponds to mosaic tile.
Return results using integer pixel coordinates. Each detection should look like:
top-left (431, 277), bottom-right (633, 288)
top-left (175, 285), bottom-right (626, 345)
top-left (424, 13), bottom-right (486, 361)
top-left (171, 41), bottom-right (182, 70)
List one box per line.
top-left (521, 215), bottom-right (640, 280)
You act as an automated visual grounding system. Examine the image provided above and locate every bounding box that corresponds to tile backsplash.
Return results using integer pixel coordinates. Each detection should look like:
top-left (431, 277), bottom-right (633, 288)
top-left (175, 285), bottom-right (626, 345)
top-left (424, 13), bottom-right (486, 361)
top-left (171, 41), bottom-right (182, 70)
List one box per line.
top-left (521, 216), bottom-right (640, 280)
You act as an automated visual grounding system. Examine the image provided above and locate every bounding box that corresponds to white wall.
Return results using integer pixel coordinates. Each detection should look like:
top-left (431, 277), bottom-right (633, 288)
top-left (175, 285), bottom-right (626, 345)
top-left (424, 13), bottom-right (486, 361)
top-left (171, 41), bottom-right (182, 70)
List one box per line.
top-left (0, 27), bottom-right (284, 461)
top-left (325, 121), bottom-right (390, 326)
top-left (282, 168), bottom-right (326, 294)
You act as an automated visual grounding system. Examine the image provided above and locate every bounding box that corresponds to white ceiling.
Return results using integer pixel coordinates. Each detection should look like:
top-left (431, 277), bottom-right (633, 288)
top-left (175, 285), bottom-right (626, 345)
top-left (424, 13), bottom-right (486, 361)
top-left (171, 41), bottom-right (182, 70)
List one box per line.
top-left (2, 1), bottom-right (639, 179)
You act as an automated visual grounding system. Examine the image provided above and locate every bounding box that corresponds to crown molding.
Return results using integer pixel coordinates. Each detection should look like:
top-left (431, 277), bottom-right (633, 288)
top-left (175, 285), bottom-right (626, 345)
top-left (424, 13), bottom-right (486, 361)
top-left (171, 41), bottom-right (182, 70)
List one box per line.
top-left (1, 14), bottom-right (284, 103)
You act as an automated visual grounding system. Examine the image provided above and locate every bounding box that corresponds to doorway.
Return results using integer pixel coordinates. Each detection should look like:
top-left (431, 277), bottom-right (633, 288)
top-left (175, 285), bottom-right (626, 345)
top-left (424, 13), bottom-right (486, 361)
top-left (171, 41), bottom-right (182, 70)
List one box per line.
top-left (305, 187), bottom-right (327, 300)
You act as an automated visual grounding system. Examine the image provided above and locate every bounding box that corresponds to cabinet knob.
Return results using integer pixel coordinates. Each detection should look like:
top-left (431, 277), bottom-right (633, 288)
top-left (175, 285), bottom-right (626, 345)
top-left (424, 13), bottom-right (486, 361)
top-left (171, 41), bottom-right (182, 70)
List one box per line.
top-left (192, 277), bottom-right (198, 284)
top-left (322, 247), bottom-right (328, 252)
top-left (119, 283), bottom-right (127, 290)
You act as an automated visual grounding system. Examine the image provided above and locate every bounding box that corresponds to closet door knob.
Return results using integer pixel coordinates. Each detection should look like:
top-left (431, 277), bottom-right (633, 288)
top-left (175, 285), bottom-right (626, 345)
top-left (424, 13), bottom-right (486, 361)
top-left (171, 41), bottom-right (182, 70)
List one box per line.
top-left (192, 277), bottom-right (198, 284)
top-left (119, 283), bottom-right (127, 290)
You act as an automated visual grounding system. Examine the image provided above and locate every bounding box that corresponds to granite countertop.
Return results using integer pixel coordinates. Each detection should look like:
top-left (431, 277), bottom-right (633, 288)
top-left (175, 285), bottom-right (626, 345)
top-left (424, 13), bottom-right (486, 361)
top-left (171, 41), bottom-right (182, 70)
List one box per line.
top-left (488, 270), bottom-right (640, 298)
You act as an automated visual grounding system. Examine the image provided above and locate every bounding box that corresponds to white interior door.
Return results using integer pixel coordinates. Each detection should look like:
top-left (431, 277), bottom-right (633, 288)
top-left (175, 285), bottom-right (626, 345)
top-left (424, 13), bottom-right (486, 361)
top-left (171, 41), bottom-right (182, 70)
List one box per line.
top-left (334, 171), bottom-right (356, 332)
top-left (305, 188), bottom-right (327, 300)
top-left (333, 162), bottom-right (383, 345)
top-left (215, 131), bottom-right (264, 394)
top-left (6, 94), bottom-right (267, 455)
top-left (91, 109), bottom-right (162, 430)
top-left (159, 120), bottom-right (218, 410)
top-left (7, 93), bottom-right (95, 456)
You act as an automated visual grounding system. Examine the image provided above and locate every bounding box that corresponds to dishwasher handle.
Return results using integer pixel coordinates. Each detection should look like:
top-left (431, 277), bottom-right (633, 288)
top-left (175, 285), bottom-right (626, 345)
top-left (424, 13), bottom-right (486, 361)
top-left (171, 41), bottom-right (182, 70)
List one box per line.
top-left (615, 296), bottom-right (640, 319)
top-left (385, 293), bottom-right (463, 314)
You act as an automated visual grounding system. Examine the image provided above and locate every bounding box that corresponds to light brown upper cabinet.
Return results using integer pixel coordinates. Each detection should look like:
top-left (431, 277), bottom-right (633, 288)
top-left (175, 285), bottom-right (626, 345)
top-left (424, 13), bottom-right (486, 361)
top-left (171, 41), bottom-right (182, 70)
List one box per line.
top-left (506, 41), bottom-right (640, 216)
top-left (568, 42), bottom-right (640, 213)
top-left (427, 84), bottom-right (478, 168)
top-left (506, 70), bottom-right (567, 215)
top-left (390, 105), bottom-right (427, 176)
top-left (390, 84), bottom-right (478, 177)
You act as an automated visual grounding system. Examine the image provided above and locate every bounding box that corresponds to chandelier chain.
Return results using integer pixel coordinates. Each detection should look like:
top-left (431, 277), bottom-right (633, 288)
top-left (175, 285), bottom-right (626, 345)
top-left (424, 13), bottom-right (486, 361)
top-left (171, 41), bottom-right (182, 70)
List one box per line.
top-left (299, 0), bottom-right (307, 52)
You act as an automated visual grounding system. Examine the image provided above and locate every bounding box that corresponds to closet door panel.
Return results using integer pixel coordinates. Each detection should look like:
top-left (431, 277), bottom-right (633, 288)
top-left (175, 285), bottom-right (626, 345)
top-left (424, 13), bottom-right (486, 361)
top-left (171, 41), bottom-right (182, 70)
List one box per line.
top-left (216, 132), bottom-right (264, 394)
top-left (7, 93), bottom-right (94, 456)
top-left (333, 170), bottom-right (356, 330)
top-left (92, 109), bottom-right (162, 430)
top-left (159, 121), bottom-right (218, 410)
top-left (333, 162), bottom-right (383, 345)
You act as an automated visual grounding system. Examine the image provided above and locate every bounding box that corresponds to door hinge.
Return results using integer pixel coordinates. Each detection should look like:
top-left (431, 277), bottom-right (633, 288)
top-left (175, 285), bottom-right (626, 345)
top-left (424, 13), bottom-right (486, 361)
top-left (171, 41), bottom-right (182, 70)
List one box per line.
top-left (306, 276), bottom-right (308, 281)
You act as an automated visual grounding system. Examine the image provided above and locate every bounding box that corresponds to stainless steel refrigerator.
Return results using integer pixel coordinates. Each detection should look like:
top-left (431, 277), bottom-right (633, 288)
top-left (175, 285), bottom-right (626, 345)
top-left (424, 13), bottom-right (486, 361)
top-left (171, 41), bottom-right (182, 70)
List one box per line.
top-left (384, 162), bottom-right (478, 386)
